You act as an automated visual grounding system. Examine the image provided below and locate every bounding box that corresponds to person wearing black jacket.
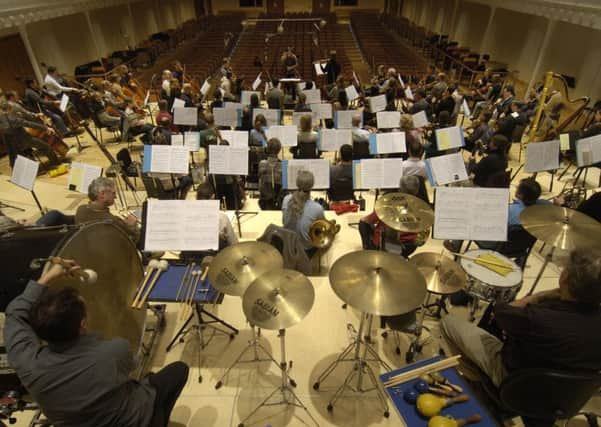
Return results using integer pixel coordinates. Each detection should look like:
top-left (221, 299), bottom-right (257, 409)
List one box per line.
top-left (320, 51), bottom-right (341, 85)
top-left (469, 134), bottom-right (509, 187)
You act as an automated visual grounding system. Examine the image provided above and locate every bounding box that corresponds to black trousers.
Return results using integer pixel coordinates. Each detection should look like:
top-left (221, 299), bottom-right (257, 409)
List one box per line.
top-left (148, 361), bottom-right (189, 427)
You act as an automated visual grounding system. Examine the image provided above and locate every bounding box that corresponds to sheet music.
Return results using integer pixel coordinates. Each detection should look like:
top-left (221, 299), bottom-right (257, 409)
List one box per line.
top-left (335, 110), bottom-right (357, 129)
top-left (462, 99), bottom-right (471, 117)
top-left (369, 95), bottom-right (387, 113)
top-left (265, 125), bottom-right (297, 147)
top-left (310, 102), bottom-right (333, 119)
top-left (560, 133), bottom-right (570, 151)
top-left (435, 126), bottom-right (465, 150)
top-left (412, 110), bottom-right (429, 128)
top-left (220, 130), bottom-right (249, 148)
top-left (284, 159), bottom-right (330, 189)
top-left (292, 111), bottom-right (318, 129)
top-left (208, 145), bottom-right (248, 175)
top-left (10, 155), bottom-right (39, 191)
top-left (356, 158), bottom-right (403, 189)
top-left (144, 200), bottom-right (219, 251)
top-left (241, 90), bottom-right (261, 106)
top-left (253, 108), bottom-right (281, 126)
top-left (434, 187), bottom-right (509, 241)
top-left (576, 134), bottom-right (601, 167)
top-left (318, 129), bottom-right (352, 152)
top-left (59, 94), bottom-right (69, 112)
top-left (173, 107), bottom-right (197, 126)
top-left (213, 107), bottom-right (239, 128)
top-left (525, 140), bottom-right (560, 173)
top-left (302, 89), bottom-right (321, 104)
top-left (170, 134), bottom-right (184, 146)
top-left (184, 132), bottom-right (201, 151)
top-left (369, 132), bottom-right (406, 154)
top-left (200, 79), bottom-right (210, 96)
top-left (426, 152), bottom-right (468, 185)
top-left (376, 111), bottom-right (401, 129)
top-left (314, 63), bottom-right (325, 76)
top-left (68, 162), bottom-right (102, 194)
top-left (345, 85), bottom-right (359, 102)
top-left (171, 98), bottom-right (185, 112)
top-left (147, 145), bottom-right (189, 174)
top-left (404, 87), bottom-right (413, 100)
top-left (252, 73), bottom-right (262, 91)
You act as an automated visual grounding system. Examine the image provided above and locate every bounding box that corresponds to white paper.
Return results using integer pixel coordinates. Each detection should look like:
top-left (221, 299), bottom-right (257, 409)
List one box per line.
top-left (412, 110), bottom-right (429, 128)
top-left (462, 99), bottom-right (471, 117)
top-left (67, 162), bottom-right (102, 194)
top-left (170, 134), bottom-right (184, 146)
top-left (224, 102), bottom-right (243, 110)
top-left (310, 102), bottom-right (333, 119)
top-left (369, 95), bottom-right (387, 113)
top-left (292, 111), bottom-right (318, 129)
top-left (10, 155), bottom-right (39, 191)
top-left (184, 131), bottom-right (201, 151)
top-left (335, 110), bottom-right (357, 129)
top-left (404, 87), bottom-right (413, 100)
top-left (427, 152), bottom-right (468, 185)
top-left (302, 89), bottom-right (321, 104)
top-left (200, 79), bottom-right (210, 96)
top-left (559, 133), bottom-right (570, 151)
top-left (352, 71), bottom-right (360, 87)
top-left (399, 75), bottom-right (405, 89)
top-left (435, 126), bottom-right (464, 150)
top-left (356, 158), bottom-right (403, 189)
top-left (253, 108), bottom-right (280, 126)
top-left (213, 107), bottom-right (239, 128)
top-left (208, 145), bottom-right (248, 175)
top-left (173, 107), bottom-right (197, 126)
top-left (434, 187), bottom-right (509, 241)
top-left (376, 111), bottom-right (401, 129)
top-left (220, 130), bottom-right (249, 148)
top-left (241, 90), bottom-right (261, 106)
top-left (525, 140), bottom-right (560, 173)
top-left (252, 73), bottom-right (262, 91)
top-left (576, 134), bottom-right (601, 167)
top-left (345, 85), bottom-right (359, 102)
top-left (318, 129), bottom-right (352, 152)
top-left (373, 132), bottom-right (406, 154)
top-left (314, 63), bottom-right (325, 76)
top-left (149, 145), bottom-right (189, 174)
top-left (171, 98), bottom-right (185, 112)
top-left (285, 159), bottom-right (330, 189)
top-left (144, 199), bottom-right (219, 251)
top-left (59, 94), bottom-right (69, 112)
top-left (266, 125), bottom-right (297, 147)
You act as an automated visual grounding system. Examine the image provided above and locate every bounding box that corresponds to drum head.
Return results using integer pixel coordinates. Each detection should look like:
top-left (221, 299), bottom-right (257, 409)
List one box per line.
top-left (47, 221), bottom-right (145, 352)
top-left (461, 249), bottom-right (522, 288)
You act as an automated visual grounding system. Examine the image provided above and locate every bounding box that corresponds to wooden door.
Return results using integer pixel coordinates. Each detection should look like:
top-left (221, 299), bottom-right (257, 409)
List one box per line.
top-left (0, 34), bottom-right (35, 94)
top-left (266, 0), bottom-right (284, 16)
top-left (312, 0), bottom-right (330, 15)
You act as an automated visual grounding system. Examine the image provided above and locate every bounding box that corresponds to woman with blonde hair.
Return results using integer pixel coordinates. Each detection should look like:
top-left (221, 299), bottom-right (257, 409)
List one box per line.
top-left (292, 114), bottom-right (318, 159)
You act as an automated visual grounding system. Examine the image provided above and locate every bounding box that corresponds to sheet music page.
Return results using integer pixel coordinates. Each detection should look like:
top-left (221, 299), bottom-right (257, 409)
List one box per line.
top-left (224, 102), bottom-right (243, 110)
top-left (285, 159), bottom-right (330, 189)
top-left (428, 152), bottom-right (468, 185)
top-left (208, 145), bottom-right (248, 175)
top-left (150, 145), bottom-right (189, 174)
top-left (559, 133), bottom-right (570, 151)
top-left (404, 87), bottom-right (413, 100)
top-left (68, 162), bottom-right (102, 194)
top-left (171, 98), bottom-right (185, 112)
top-left (412, 110), bottom-right (429, 128)
top-left (266, 125), bottom-right (297, 147)
top-left (359, 158), bottom-right (403, 189)
top-left (170, 134), bottom-right (184, 146)
top-left (576, 134), bottom-right (601, 167)
top-left (335, 110), bottom-right (357, 129)
top-left (369, 95), bottom-right (387, 113)
top-left (252, 72), bottom-right (262, 90)
top-left (253, 108), bottom-right (280, 126)
top-left (184, 132), bottom-right (201, 151)
top-left (318, 129), bottom-right (351, 152)
top-left (435, 126), bottom-right (464, 150)
top-left (200, 79), bottom-right (210, 95)
top-left (310, 102), bottom-right (332, 119)
top-left (173, 107), bottom-right (198, 126)
top-left (374, 132), bottom-right (406, 154)
top-left (314, 63), bottom-right (325, 76)
top-left (345, 85), bottom-right (359, 102)
top-left (376, 111), bottom-right (401, 129)
top-left (59, 94), bottom-right (69, 112)
top-left (241, 91), bottom-right (261, 105)
top-left (525, 140), bottom-right (560, 173)
top-left (462, 99), bottom-right (471, 117)
top-left (220, 130), bottom-right (249, 148)
top-left (434, 187), bottom-right (509, 241)
top-left (292, 111), bottom-right (318, 128)
top-left (10, 155), bottom-right (39, 191)
top-left (302, 89), bottom-right (321, 104)
top-left (213, 107), bottom-right (239, 128)
top-left (145, 200), bottom-right (219, 251)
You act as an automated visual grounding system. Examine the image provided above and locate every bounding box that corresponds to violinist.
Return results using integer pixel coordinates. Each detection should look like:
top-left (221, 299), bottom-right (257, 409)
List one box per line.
top-left (43, 66), bottom-right (80, 98)
top-left (22, 80), bottom-right (76, 137)
top-left (123, 101), bottom-right (153, 143)
top-left (179, 83), bottom-right (196, 108)
top-left (107, 75), bottom-right (132, 103)
top-left (88, 91), bottom-right (121, 129)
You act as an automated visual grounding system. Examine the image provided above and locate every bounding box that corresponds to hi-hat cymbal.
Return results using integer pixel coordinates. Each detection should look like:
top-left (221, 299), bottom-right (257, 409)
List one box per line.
top-left (520, 205), bottom-right (601, 251)
top-left (242, 269), bottom-right (315, 330)
top-left (329, 250), bottom-right (427, 316)
top-left (375, 192), bottom-right (434, 232)
top-left (409, 252), bottom-right (467, 295)
top-left (208, 242), bottom-right (284, 296)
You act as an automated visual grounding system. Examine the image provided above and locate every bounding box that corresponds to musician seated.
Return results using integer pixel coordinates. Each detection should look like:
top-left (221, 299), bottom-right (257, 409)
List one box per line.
top-left (266, 79), bottom-right (284, 110)
top-left (88, 91), bottom-right (121, 130)
top-left (249, 114), bottom-right (267, 147)
top-left (151, 118), bottom-right (174, 145)
top-left (441, 249), bottom-right (601, 388)
top-left (210, 90), bottom-right (224, 112)
top-left (196, 183), bottom-right (238, 248)
top-left (407, 88), bottom-right (429, 115)
top-left (291, 114), bottom-right (318, 159)
top-left (464, 111), bottom-right (493, 152)
top-left (282, 170), bottom-right (325, 258)
top-left (351, 113), bottom-right (372, 160)
top-left (468, 134), bottom-right (509, 187)
top-left (0, 210), bottom-right (73, 232)
top-left (403, 135), bottom-right (428, 180)
top-left (198, 113), bottom-right (219, 148)
top-left (15, 86), bottom-right (77, 138)
top-left (43, 66), bottom-right (79, 98)
top-left (75, 177), bottom-right (139, 241)
top-left (4, 260), bottom-right (189, 427)
top-left (124, 102), bottom-right (153, 143)
top-left (258, 138), bottom-right (283, 209)
top-left (160, 70), bottom-right (172, 100)
top-left (429, 72), bottom-right (448, 100)
top-left (328, 144), bottom-right (354, 202)
top-left (294, 93), bottom-right (311, 112)
top-left (577, 191), bottom-right (601, 222)
top-left (220, 71), bottom-right (236, 102)
top-left (496, 102), bottom-right (527, 141)
top-left (179, 83), bottom-right (195, 107)
top-left (155, 100), bottom-right (175, 130)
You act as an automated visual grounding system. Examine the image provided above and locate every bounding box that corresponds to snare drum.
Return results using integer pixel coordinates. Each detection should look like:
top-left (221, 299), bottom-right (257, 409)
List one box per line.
top-left (461, 249), bottom-right (522, 303)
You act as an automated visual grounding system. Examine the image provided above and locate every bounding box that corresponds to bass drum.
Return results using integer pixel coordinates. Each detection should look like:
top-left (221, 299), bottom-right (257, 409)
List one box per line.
top-left (46, 221), bottom-right (145, 353)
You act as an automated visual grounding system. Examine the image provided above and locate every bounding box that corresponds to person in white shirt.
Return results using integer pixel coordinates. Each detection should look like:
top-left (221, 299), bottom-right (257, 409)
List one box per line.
top-left (402, 134), bottom-right (428, 180)
top-left (161, 70), bottom-right (172, 98)
top-left (43, 66), bottom-right (79, 98)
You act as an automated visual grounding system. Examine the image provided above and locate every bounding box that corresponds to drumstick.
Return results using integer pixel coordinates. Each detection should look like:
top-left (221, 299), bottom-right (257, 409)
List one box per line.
top-left (131, 259), bottom-right (159, 308)
top-left (137, 260), bottom-right (169, 309)
top-left (179, 270), bottom-right (197, 319)
top-left (383, 355), bottom-right (461, 387)
top-left (449, 252), bottom-right (515, 270)
top-left (175, 263), bottom-right (193, 301)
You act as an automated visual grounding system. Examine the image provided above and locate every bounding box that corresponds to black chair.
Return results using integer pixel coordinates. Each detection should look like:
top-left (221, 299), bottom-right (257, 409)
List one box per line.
top-left (90, 112), bottom-right (120, 144)
top-left (294, 141), bottom-right (319, 159)
top-left (328, 176), bottom-right (355, 202)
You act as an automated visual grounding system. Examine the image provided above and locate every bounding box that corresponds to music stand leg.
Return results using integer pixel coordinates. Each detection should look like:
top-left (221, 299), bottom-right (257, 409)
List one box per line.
top-left (30, 191), bottom-right (44, 214)
top-left (527, 246), bottom-right (554, 296)
top-left (234, 210), bottom-right (259, 238)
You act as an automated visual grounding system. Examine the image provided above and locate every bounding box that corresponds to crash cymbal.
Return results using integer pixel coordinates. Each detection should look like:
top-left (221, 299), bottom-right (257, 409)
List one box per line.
top-left (242, 269), bottom-right (315, 330)
top-left (374, 192), bottom-right (434, 232)
top-left (208, 242), bottom-right (284, 296)
top-left (329, 250), bottom-right (427, 316)
top-left (409, 252), bottom-right (467, 295)
top-left (520, 205), bottom-right (601, 251)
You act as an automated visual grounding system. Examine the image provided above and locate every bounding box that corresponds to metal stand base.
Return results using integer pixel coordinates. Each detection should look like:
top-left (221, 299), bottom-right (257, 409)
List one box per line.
top-left (312, 313), bottom-right (391, 417)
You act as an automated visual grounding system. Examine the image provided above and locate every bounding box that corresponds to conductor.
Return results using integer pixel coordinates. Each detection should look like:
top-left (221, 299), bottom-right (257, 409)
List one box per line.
top-left (281, 47), bottom-right (299, 78)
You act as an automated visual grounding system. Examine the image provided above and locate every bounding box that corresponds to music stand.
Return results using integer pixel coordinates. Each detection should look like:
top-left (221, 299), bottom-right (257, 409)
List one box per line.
top-left (0, 200), bottom-right (25, 212)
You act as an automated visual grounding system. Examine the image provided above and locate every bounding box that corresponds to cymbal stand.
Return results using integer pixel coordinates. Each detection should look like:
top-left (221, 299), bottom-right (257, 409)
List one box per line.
top-left (313, 312), bottom-right (391, 417)
top-left (215, 324), bottom-right (280, 389)
top-left (237, 329), bottom-right (319, 427)
top-left (527, 245), bottom-right (555, 296)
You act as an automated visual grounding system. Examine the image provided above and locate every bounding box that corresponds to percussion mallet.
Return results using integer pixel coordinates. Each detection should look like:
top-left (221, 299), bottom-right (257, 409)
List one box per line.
top-left (132, 259), bottom-right (159, 308)
top-left (137, 260), bottom-right (169, 309)
top-left (31, 257), bottom-right (98, 284)
top-left (182, 269), bottom-right (201, 320)
top-left (188, 264), bottom-right (209, 311)
top-left (175, 262), bottom-right (194, 302)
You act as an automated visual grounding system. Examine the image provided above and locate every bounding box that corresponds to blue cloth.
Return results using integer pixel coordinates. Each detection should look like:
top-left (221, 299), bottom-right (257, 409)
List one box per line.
top-left (508, 199), bottom-right (551, 226)
top-left (282, 194), bottom-right (325, 249)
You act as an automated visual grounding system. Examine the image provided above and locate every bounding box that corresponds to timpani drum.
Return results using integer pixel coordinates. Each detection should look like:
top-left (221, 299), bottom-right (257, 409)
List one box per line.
top-left (460, 249), bottom-right (522, 303)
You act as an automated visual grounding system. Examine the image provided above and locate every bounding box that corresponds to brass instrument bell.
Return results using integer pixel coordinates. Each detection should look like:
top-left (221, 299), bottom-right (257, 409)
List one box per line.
top-left (309, 219), bottom-right (340, 248)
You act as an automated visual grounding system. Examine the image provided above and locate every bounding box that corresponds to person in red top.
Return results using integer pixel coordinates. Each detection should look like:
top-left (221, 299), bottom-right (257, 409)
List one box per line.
top-left (155, 99), bottom-right (178, 132)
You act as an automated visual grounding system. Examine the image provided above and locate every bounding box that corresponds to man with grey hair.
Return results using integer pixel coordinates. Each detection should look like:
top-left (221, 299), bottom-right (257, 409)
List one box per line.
top-left (75, 177), bottom-right (138, 241)
top-left (442, 249), bottom-right (601, 389)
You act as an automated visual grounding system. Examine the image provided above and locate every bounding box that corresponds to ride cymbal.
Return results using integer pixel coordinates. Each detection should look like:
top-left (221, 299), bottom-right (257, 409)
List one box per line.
top-left (409, 252), bottom-right (466, 295)
top-left (375, 192), bottom-right (434, 232)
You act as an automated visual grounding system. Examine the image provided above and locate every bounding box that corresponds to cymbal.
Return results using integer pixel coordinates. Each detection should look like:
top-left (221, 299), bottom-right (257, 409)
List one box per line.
top-left (374, 192), bottom-right (434, 232)
top-left (242, 269), bottom-right (315, 330)
top-left (208, 242), bottom-right (284, 296)
top-left (520, 205), bottom-right (601, 251)
top-left (329, 250), bottom-right (427, 316)
top-left (409, 252), bottom-right (467, 295)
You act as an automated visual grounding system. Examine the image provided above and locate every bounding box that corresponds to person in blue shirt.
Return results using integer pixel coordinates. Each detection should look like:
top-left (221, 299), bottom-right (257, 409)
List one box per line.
top-left (507, 177), bottom-right (552, 226)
